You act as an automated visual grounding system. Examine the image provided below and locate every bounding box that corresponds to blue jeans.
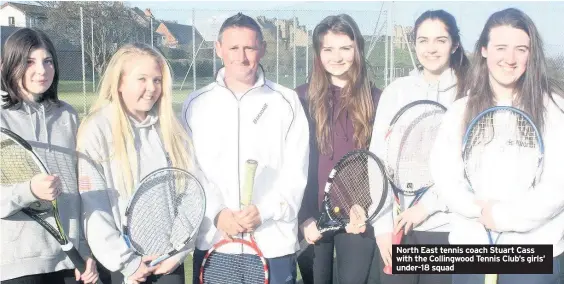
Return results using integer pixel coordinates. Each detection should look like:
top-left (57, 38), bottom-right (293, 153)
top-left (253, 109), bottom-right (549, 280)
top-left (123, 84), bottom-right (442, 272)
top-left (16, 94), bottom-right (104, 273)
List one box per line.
top-left (452, 252), bottom-right (563, 284)
top-left (193, 248), bottom-right (297, 284)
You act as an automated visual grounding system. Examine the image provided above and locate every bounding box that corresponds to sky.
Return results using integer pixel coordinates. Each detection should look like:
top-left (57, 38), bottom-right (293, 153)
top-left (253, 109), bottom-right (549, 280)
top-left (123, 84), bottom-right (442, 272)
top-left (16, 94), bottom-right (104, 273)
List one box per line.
top-left (128, 0), bottom-right (563, 56)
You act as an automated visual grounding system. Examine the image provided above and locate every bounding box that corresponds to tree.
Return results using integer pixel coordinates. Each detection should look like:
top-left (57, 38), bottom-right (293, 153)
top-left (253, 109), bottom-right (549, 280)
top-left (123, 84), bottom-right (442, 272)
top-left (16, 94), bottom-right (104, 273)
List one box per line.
top-left (40, 1), bottom-right (152, 77)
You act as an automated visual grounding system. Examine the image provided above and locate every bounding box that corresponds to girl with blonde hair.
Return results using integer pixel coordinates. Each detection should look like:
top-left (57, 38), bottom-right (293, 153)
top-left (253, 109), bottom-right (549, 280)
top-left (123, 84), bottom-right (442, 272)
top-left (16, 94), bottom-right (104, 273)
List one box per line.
top-left (77, 43), bottom-right (195, 284)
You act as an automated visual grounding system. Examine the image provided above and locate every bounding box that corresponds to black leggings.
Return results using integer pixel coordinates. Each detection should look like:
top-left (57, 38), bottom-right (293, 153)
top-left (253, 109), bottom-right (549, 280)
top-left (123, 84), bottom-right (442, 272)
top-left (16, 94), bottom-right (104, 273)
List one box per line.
top-left (298, 227), bottom-right (378, 284)
top-left (1, 270), bottom-right (78, 284)
top-left (97, 261), bottom-right (185, 284)
top-left (379, 230), bottom-right (451, 284)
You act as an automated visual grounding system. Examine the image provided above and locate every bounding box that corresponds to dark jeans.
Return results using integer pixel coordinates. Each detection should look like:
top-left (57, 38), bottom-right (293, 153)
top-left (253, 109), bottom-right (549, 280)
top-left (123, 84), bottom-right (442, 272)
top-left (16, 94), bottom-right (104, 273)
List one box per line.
top-left (97, 261), bottom-right (185, 284)
top-left (1, 270), bottom-right (78, 284)
top-left (297, 226), bottom-right (378, 284)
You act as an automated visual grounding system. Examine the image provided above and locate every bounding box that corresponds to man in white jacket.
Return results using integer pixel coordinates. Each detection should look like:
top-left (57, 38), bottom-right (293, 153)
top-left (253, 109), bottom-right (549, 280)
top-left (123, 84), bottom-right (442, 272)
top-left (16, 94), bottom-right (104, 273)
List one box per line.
top-left (182, 13), bottom-right (310, 284)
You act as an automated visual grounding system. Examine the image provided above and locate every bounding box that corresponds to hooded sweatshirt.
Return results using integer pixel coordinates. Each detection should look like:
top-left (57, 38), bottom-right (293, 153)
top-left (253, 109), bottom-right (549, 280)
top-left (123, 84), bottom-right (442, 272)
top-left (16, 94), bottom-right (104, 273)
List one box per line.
top-left (369, 68), bottom-right (459, 233)
top-left (1, 95), bottom-right (90, 281)
top-left (77, 105), bottom-right (193, 278)
top-left (430, 94), bottom-right (564, 257)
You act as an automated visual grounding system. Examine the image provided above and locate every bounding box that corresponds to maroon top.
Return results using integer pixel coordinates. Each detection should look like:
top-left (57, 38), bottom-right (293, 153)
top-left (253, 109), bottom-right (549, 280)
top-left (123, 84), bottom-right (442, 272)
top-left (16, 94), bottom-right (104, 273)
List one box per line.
top-left (296, 83), bottom-right (382, 227)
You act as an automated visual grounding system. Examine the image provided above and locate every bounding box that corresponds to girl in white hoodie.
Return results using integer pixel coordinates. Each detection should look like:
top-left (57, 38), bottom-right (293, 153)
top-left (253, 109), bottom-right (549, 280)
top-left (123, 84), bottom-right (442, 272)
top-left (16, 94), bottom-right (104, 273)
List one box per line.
top-left (430, 8), bottom-right (564, 284)
top-left (77, 43), bottom-right (196, 284)
top-left (368, 10), bottom-right (470, 284)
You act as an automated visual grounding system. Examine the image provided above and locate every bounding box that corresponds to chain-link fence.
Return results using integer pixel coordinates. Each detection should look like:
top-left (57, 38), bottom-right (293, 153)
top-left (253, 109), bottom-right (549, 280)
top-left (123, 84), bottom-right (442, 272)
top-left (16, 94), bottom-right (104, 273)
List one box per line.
top-left (2, 3), bottom-right (399, 118)
top-left (2, 2), bottom-right (562, 119)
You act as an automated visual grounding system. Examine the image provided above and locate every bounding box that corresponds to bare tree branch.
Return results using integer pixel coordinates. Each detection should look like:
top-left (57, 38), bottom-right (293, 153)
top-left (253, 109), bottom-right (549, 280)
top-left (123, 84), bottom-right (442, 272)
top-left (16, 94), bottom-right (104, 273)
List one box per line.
top-left (44, 1), bottom-right (151, 76)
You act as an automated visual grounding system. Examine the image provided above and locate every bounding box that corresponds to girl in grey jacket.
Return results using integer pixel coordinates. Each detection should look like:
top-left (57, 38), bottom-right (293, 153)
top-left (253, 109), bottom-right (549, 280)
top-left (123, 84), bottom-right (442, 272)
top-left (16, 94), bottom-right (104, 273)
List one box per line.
top-left (77, 43), bottom-right (199, 284)
top-left (1, 28), bottom-right (98, 284)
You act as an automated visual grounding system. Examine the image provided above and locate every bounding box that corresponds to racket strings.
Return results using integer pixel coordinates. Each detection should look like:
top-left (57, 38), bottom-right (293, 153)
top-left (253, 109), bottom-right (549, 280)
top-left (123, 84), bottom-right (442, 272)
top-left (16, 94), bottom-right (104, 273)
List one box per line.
top-left (1, 135), bottom-right (52, 212)
top-left (328, 154), bottom-right (384, 222)
top-left (464, 110), bottom-right (542, 198)
top-left (202, 251), bottom-right (266, 284)
top-left (386, 105), bottom-right (445, 194)
top-left (126, 169), bottom-right (205, 256)
top-left (0, 138), bottom-right (43, 185)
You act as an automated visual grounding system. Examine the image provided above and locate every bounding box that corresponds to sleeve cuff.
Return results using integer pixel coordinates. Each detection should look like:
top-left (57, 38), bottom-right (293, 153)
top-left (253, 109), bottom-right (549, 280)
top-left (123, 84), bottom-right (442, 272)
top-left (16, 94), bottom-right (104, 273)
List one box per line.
top-left (120, 254), bottom-right (142, 278)
top-left (17, 181), bottom-right (39, 206)
top-left (256, 194), bottom-right (276, 223)
top-left (491, 203), bottom-right (512, 232)
top-left (371, 208), bottom-right (393, 235)
top-left (419, 193), bottom-right (443, 215)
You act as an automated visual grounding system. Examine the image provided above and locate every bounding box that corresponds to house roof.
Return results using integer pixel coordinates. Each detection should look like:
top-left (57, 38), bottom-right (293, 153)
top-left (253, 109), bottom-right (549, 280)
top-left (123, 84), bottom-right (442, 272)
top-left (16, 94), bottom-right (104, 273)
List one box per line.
top-left (1, 2), bottom-right (49, 16)
top-left (1, 25), bottom-right (80, 51)
top-left (161, 22), bottom-right (201, 45)
top-left (255, 16), bottom-right (276, 34)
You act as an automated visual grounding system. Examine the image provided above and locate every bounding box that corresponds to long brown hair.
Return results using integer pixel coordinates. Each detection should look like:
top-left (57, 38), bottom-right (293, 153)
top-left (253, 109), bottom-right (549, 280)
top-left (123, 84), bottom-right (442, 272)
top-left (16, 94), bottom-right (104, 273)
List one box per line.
top-left (308, 14), bottom-right (374, 155)
top-left (463, 8), bottom-right (555, 136)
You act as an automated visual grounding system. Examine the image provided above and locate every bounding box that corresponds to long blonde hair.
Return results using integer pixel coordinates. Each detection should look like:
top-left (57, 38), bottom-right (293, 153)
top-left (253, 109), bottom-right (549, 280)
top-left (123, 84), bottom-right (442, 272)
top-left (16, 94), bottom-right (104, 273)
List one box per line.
top-left (78, 43), bottom-right (192, 196)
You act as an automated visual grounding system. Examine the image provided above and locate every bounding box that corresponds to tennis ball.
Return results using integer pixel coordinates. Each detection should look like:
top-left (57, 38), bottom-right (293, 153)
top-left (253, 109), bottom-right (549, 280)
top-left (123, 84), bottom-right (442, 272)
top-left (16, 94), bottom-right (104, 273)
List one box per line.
top-left (334, 207), bottom-right (340, 213)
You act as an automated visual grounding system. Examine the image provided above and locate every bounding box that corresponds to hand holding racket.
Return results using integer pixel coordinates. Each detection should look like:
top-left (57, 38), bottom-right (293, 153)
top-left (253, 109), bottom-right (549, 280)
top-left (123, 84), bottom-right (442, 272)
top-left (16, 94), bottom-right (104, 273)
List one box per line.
top-left (122, 167), bottom-right (206, 276)
top-left (200, 159), bottom-right (269, 284)
top-left (382, 100), bottom-right (446, 275)
top-left (297, 149), bottom-right (388, 256)
top-left (0, 127), bottom-right (103, 284)
top-left (345, 204), bottom-right (367, 234)
top-left (462, 106), bottom-right (544, 284)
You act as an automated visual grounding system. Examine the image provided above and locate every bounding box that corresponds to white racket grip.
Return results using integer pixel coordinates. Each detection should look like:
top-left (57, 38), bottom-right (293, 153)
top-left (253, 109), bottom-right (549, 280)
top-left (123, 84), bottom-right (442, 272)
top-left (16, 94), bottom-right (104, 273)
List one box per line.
top-left (324, 169), bottom-right (336, 193)
top-left (60, 242), bottom-right (74, 251)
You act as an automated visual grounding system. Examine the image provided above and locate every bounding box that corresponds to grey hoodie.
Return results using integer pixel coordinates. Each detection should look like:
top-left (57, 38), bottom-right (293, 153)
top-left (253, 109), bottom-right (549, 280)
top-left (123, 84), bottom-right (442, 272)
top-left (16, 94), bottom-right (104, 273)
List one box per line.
top-left (77, 105), bottom-right (192, 278)
top-left (0, 94), bottom-right (90, 281)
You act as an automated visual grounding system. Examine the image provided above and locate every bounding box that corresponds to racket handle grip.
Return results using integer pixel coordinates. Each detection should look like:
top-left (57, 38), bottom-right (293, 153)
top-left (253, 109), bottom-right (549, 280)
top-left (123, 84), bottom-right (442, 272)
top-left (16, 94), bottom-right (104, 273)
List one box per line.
top-left (64, 246), bottom-right (105, 284)
top-left (64, 247), bottom-right (105, 284)
top-left (383, 230), bottom-right (405, 275)
top-left (64, 246), bottom-right (87, 272)
top-left (484, 274), bottom-right (498, 284)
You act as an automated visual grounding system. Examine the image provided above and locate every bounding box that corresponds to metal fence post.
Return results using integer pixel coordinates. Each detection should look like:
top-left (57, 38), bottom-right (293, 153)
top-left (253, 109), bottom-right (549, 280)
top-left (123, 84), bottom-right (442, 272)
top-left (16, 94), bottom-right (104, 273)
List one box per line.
top-left (293, 12), bottom-right (296, 88)
top-left (91, 18), bottom-right (95, 92)
top-left (192, 9), bottom-right (196, 92)
top-left (80, 7), bottom-right (86, 115)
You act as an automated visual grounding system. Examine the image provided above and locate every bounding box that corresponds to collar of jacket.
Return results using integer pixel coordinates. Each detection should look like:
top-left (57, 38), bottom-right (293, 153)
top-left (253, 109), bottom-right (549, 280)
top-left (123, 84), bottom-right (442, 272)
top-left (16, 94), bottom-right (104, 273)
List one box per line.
top-left (409, 67), bottom-right (457, 92)
top-left (214, 64), bottom-right (267, 91)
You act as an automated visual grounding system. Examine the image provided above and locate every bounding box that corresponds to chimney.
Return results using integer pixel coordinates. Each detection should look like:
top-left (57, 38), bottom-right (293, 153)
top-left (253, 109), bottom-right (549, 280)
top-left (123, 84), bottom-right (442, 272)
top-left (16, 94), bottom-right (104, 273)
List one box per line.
top-left (144, 8), bottom-right (153, 18)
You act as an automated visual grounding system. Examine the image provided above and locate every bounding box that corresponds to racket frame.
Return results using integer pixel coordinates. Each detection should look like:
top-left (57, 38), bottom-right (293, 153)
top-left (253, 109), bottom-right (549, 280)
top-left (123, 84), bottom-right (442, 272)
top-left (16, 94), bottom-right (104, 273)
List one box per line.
top-left (199, 235), bottom-right (269, 284)
top-left (384, 100), bottom-right (446, 220)
top-left (381, 100), bottom-right (447, 274)
top-left (121, 167), bottom-right (206, 266)
top-left (461, 106), bottom-right (544, 283)
top-left (199, 159), bottom-right (269, 284)
top-left (1, 127), bottom-right (99, 282)
top-left (316, 149), bottom-right (389, 235)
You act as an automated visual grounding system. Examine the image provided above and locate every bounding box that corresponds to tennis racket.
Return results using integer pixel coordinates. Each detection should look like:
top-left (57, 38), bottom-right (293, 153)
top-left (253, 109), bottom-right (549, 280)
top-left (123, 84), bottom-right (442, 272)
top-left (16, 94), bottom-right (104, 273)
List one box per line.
top-left (297, 149), bottom-right (388, 256)
top-left (200, 159), bottom-right (269, 284)
top-left (462, 106), bottom-right (544, 284)
top-left (122, 167), bottom-right (206, 268)
top-left (0, 127), bottom-right (103, 284)
top-left (382, 100), bottom-right (447, 274)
